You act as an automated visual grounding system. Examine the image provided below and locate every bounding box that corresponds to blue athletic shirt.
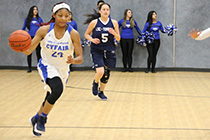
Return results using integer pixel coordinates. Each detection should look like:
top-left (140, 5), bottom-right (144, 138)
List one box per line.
top-left (118, 19), bottom-right (141, 39)
top-left (22, 17), bottom-right (43, 37)
top-left (91, 18), bottom-right (115, 51)
top-left (67, 20), bottom-right (77, 31)
top-left (142, 21), bottom-right (165, 40)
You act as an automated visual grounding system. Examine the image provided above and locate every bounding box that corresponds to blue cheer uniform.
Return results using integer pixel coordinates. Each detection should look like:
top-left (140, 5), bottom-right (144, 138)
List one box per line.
top-left (118, 19), bottom-right (141, 39)
top-left (142, 21), bottom-right (165, 40)
top-left (22, 17), bottom-right (43, 37)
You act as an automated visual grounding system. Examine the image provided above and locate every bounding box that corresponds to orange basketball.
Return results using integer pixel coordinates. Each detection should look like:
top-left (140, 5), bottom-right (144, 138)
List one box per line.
top-left (8, 30), bottom-right (31, 52)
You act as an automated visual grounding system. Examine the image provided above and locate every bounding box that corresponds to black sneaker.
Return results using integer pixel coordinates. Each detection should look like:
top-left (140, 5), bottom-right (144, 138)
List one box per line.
top-left (92, 80), bottom-right (98, 96)
top-left (122, 69), bottom-right (127, 72)
top-left (128, 69), bottom-right (133, 72)
top-left (29, 116), bottom-right (42, 137)
top-left (34, 116), bottom-right (47, 133)
top-left (27, 69), bottom-right (32, 73)
top-left (98, 91), bottom-right (108, 100)
top-left (145, 69), bottom-right (150, 73)
top-left (151, 69), bottom-right (156, 73)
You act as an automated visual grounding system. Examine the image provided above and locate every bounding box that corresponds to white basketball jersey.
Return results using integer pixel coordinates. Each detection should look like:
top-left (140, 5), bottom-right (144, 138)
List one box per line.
top-left (40, 23), bottom-right (74, 69)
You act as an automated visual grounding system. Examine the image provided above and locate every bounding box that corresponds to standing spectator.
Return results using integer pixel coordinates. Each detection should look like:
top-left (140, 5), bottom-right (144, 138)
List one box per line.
top-left (118, 9), bottom-right (141, 72)
top-left (142, 11), bottom-right (165, 73)
top-left (22, 6), bottom-right (43, 73)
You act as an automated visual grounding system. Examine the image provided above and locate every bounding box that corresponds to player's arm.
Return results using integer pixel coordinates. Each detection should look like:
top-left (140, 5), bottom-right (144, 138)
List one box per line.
top-left (67, 29), bottom-right (83, 64)
top-left (22, 26), bottom-right (49, 55)
top-left (84, 19), bottom-right (100, 44)
top-left (188, 28), bottom-right (210, 40)
top-left (109, 19), bottom-right (120, 42)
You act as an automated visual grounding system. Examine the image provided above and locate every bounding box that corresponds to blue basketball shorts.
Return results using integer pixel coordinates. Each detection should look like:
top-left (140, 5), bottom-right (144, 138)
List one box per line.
top-left (91, 49), bottom-right (116, 68)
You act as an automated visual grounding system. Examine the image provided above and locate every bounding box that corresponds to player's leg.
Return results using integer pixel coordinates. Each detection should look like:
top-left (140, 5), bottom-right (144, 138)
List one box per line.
top-left (92, 67), bottom-right (104, 95)
top-left (35, 77), bottom-right (63, 133)
top-left (91, 49), bottom-right (105, 95)
top-left (29, 91), bottom-right (50, 137)
top-left (98, 66), bottom-right (110, 100)
top-left (98, 51), bottom-right (116, 100)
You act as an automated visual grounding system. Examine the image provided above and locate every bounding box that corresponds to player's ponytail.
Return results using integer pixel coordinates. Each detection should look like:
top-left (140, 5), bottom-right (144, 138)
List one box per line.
top-left (84, 9), bottom-right (100, 24)
top-left (40, 16), bottom-right (55, 26)
top-left (84, 3), bottom-right (111, 24)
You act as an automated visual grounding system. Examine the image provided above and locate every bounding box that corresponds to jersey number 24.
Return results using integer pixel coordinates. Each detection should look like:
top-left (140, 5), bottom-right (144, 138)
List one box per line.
top-left (52, 51), bottom-right (63, 57)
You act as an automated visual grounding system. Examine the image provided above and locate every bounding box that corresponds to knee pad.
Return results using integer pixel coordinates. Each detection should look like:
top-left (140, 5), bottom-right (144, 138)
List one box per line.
top-left (46, 77), bottom-right (63, 105)
top-left (100, 68), bottom-right (110, 84)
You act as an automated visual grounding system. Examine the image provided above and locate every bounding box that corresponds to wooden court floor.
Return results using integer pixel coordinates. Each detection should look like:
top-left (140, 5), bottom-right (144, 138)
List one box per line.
top-left (0, 69), bottom-right (210, 140)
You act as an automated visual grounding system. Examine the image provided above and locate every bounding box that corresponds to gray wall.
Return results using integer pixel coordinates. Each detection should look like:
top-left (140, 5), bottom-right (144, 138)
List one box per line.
top-left (176, 0), bottom-right (210, 68)
top-left (0, 0), bottom-right (209, 68)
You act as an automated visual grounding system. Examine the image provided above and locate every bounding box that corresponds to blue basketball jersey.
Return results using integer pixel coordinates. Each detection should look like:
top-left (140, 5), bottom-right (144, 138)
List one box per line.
top-left (91, 18), bottom-right (115, 51)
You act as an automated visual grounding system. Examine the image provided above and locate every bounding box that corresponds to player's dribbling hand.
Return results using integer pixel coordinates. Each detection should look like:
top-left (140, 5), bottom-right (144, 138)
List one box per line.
top-left (91, 38), bottom-right (100, 44)
top-left (66, 55), bottom-right (74, 64)
top-left (188, 28), bottom-right (202, 39)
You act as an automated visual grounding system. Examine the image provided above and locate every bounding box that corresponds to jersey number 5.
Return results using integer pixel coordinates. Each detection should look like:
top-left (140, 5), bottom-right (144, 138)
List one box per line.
top-left (102, 33), bottom-right (108, 43)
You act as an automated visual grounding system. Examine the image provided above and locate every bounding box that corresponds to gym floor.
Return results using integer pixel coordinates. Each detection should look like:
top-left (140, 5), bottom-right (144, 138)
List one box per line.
top-left (0, 70), bottom-right (210, 140)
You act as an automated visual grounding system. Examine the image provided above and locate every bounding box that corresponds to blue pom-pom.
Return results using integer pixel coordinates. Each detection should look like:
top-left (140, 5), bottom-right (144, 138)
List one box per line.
top-left (164, 24), bottom-right (178, 36)
top-left (136, 35), bottom-right (146, 46)
top-left (83, 39), bottom-right (91, 46)
top-left (146, 32), bottom-right (155, 44)
top-left (81, 40), bottom-right (85, 48)
top-left (136, 31), bottom-right (154, 46)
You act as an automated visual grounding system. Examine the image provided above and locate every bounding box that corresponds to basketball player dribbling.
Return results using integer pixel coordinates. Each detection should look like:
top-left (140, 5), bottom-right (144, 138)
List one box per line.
top-left (22, 2), bottom-right (83, 137)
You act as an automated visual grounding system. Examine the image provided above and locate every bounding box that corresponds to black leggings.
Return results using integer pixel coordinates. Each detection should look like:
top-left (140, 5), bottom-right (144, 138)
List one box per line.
top-left (146, 39), bottom-right (160, 70)
top-left (27, 36), bottom-right (41, 69)
top-left (42, 77), bottom-right (63, 105)
top-left (120, 38), bottom-right (134, 69)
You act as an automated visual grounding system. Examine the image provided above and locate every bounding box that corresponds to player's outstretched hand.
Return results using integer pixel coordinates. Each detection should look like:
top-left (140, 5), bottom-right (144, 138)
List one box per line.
top-left (188, 28), bottom-right (202, 39)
